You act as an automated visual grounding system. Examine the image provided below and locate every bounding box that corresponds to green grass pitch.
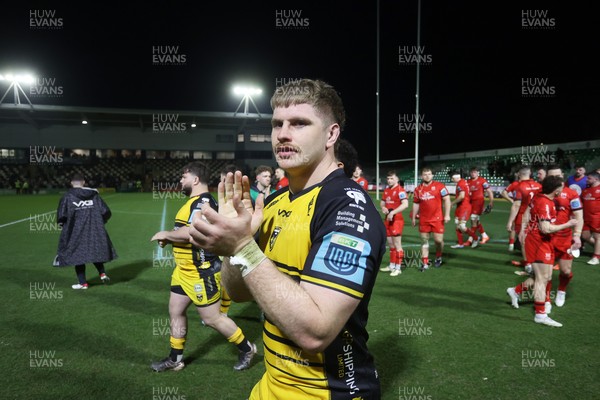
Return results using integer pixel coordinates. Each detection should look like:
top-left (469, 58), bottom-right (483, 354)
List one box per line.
top-left (1, 192), bottom-right (599, 399)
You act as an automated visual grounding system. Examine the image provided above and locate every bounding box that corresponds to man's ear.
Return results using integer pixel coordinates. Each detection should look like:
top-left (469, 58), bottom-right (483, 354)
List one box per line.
top-left (325, 123), bottom-right (340, 150)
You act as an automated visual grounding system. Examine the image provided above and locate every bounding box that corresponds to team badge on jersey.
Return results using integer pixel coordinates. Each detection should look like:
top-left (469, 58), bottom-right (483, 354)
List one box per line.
top-left (312, 232), bottom-right (370, 285)
top-left (269, 226), bottom-right (282, 251)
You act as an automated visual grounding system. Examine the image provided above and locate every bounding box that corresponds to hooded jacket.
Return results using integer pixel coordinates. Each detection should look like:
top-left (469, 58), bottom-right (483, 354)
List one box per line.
top-left (55, 187), bottom-right (118, 266)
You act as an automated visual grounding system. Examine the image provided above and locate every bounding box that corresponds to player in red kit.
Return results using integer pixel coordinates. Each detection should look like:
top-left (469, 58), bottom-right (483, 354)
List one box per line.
top-left (507, 167), bottom-right (542, 268)
top-left (502, 175), bottom-right (521, 252)
top-left (412, 167), bottom-right (451, 270)
top-left (274, 167), bottom-right (289, 190)
top-left (380, 170), bottom-right (409, 276)
top-left (352, 164), bottom-right (368, 190)
top-left (507, 176), bottom-right (577, 327)
top-left (466, 167), bottom-right (494, 247)
top-left (546, 166), bottom-right (583, 307)
top-left (581, 171), bottom-right (600, 265)
top-left (449, 172), bottom-right (477, 248)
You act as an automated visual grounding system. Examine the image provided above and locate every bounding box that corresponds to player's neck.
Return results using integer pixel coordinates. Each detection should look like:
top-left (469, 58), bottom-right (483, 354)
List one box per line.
top-left (287, 156), bottom-right (338, 194)
top-left (190, 183), bottom-right (208, 197)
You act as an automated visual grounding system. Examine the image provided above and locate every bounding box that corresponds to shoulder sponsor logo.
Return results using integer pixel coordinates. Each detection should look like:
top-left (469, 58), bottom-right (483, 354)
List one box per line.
top-left (440, 188), bottom-right (448, 196)
top-left (72, 200), bottom-right (93, 207)
top-left (311, 232), bottom-right (371, 285)
top-left (346, 190), bottom-right (367, 205)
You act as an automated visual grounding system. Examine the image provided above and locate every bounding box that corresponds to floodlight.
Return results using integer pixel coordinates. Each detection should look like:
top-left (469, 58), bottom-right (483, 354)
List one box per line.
top-left (232, 84), bottom-right (262, 117)
top-left (0, 71), bottom-right (36, 106)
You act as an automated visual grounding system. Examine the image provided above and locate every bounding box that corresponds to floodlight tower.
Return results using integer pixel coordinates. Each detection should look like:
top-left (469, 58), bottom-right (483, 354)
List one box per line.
top-left (0, 73), bottom-right (35, 107)
top-left (232, 85), bottom-right (262, 117)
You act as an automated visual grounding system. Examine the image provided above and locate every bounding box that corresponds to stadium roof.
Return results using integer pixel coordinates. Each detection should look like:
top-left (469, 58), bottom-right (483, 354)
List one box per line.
top-left (0, 103), bottom-right (272, 133)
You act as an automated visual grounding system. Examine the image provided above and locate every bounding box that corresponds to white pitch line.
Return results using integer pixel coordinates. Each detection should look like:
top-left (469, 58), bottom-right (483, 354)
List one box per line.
top-left (0, 193), bottom-right (120, 229)
top-left (0, 211), bottom-right (55, 229)
top-left (155, 199), bottom-right (168, 259)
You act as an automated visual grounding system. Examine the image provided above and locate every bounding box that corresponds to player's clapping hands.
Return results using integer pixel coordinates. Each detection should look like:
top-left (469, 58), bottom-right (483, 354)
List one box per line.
top-left (189, 171), bottom-right (263, 256)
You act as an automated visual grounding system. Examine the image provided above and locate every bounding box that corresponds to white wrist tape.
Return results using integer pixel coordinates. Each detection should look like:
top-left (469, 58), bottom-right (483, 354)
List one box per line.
top-left (229, 240), bottom-right (267, 277)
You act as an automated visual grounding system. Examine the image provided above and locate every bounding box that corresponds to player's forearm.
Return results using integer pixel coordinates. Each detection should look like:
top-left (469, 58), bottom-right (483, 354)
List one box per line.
top-left (539, 221), bottom-right (573, 234)
top-left (221, 258), bottom-right (254, 302)
top-left (392, 201), bottom-right (408, 215)
top-left (243, 259), bottom-right (348, 353)
top-left (163, 227), bottom-right (192, 243)
top-left (443, 198), bottom-right (451, 218)
top-left (451, 193), bottom-right (464, 206)
top-left (507, 202), bottom-right (520, 225)
top-left (572, 210), bottom-right (583, 236)
top-left (487, 189), bottom-right (495, 205)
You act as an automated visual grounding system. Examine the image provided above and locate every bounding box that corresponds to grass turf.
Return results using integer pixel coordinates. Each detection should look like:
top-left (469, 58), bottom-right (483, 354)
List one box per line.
top-left (0, 192), bottom-right (599, 400)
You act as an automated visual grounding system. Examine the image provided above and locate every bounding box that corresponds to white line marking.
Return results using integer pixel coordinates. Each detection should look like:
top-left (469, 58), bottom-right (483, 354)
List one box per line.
top-left (0, 211), bottom-right (54, 229)
top-left (155, 199), bottom-right (168, 259)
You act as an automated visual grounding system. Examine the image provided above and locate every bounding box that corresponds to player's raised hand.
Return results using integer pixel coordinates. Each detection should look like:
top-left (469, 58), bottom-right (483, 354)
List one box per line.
top-left (189, 195), bottom-right (254, 256)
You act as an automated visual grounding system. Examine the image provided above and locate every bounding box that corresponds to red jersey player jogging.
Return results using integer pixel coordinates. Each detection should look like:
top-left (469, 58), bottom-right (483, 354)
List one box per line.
top-left (412, 167), bottom-right (451, 270)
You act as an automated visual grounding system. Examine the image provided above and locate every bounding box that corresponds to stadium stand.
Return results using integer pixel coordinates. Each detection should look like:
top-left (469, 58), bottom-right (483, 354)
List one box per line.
top-left (365, 140), bottom-right (599, 193)
top-left (1, 140), bottom-right (598, 195)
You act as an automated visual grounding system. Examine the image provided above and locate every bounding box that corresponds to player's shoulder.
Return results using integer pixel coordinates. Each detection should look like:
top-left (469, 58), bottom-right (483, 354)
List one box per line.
top-left (562, 186), bottom-right (579, 198)
top-left (317, 170), bottom-right (376, 209)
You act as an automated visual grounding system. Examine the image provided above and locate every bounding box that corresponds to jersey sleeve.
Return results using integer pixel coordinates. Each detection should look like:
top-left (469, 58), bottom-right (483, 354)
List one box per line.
top-left (413, 188), bottom-right (421, 203)
top-left (569, 193), bottom-right (583, 211)
top-left (302, 183), bottom-right (386, 299)
top-left (398, 188), bottom-right (408, 201)
top-left (440, 184), bottom-right (449, 197)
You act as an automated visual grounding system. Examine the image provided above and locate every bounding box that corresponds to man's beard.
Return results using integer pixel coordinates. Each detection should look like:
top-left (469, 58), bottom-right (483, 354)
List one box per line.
top-left (182, 185), bottom-right (192, 197)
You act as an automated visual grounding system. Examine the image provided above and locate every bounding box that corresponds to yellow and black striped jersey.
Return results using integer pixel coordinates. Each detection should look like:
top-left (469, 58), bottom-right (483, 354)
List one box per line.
top-left (173, 193), bottom-right (218, 272)
top-left (255, 169), bottom-right (386, 400)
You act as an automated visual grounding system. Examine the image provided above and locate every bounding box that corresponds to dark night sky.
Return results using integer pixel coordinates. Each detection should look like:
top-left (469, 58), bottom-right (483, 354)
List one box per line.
top-left (1, 1), bottom-right (597, 164)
